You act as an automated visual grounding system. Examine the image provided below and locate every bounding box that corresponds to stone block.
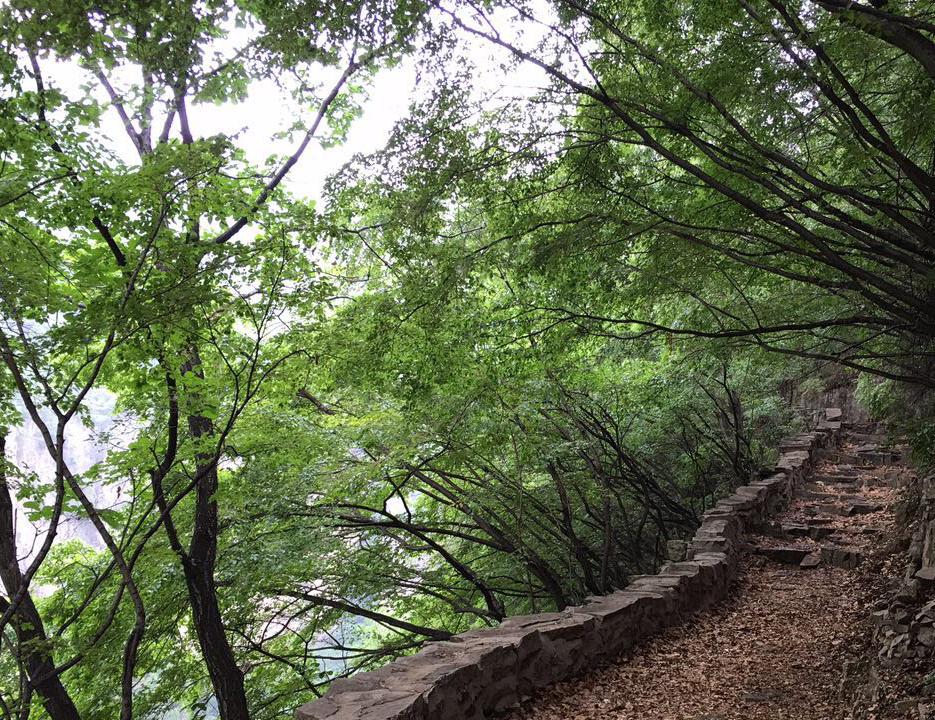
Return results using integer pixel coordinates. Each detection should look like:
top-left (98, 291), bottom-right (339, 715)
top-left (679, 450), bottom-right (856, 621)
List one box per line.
top-left (698, 515), bottom-right (743, 541)
top-left (779, 434), bottom-right (815, 452)
top-left (781, 523), bottom-right (811, 537)
top-left (820, 545), bottom-right (862, 569)
top-left (473, 612), bottom-right (595, 698)
top-left (847, 502), bottom-right (883, 516)
top-left (922, 519), bottom-right (935, 572)
top-left (688, 536), bottom-right (734, 556)
top-left (800, 551), bottom-right (821, 569)
top-left (808, 525), bottom-right (835, 540)
top-left (923, 475), bottom-right (935, 503)
top-left (666, 539), bottom-right (688, 562)
top-left (296, 675), bottom-right (429, 720)
top-left (755, 545), bottom-right (811, 565)
top-left (570, 590), bottom-right (669, 658)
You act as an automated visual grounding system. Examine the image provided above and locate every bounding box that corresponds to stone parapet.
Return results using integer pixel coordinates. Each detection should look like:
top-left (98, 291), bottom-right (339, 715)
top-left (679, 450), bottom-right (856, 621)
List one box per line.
top-left (295, 410), bottom-right (842, 720)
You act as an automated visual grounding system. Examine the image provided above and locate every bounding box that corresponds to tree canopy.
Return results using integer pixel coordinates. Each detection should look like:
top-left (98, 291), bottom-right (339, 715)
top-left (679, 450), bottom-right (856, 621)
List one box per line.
top-left (0, 1), bottom-right (932, 718)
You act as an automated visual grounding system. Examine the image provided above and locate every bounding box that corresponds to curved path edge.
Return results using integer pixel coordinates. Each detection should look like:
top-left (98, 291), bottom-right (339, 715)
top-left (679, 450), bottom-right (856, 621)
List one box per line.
top-left (296, 410), bottom-right (844, 720)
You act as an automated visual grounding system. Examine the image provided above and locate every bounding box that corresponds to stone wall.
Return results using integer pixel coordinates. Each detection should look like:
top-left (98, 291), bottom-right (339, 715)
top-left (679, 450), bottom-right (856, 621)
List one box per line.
top-left (295, 412), bottom-right (843, 720)
top-left (868, 468), bottom-right (934, 667)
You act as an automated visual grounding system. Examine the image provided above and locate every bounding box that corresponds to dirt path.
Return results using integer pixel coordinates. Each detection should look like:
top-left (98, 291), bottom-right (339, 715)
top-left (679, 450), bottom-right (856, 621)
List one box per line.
top-left (505, 431), bottom-right (900, 720)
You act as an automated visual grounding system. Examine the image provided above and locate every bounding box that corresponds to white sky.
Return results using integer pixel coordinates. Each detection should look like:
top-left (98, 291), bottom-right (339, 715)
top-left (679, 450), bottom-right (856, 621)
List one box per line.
top-left (8, 4), bottom-right (558, 560)
top-left (35, 3), bottom-right (556, 207)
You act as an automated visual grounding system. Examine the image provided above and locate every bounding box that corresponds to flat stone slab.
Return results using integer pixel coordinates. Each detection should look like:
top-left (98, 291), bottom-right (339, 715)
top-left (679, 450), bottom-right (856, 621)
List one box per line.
top-left (825, 453), bottom-right (864, 464)
top-left (808, 525), bottom-right (835, 540)
top-left (820, 545), bottom-right (862, 569)
top-left (811, 473), bottom-right (858, 484)
top-left (846, 502), bottom-right (883, 516)
top-left (915, 567), bottom-right (935, 582)
top-left (850, 434), bottom-right (886, 444)
top-left (754, 546), bottom-right (812, 565)
top-left (800, 552), bottom-right (822, 569)
top-left (780, 523), bottom-right (811, 538)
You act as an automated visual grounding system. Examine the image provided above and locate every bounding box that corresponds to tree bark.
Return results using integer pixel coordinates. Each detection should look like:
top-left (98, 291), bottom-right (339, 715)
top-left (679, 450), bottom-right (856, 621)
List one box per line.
top-left (814, 0), bottom-right (935, 82)
top-left (179, 354), bottom-right (250, 720)
top-left (0, 434), bottom-right (81, 720)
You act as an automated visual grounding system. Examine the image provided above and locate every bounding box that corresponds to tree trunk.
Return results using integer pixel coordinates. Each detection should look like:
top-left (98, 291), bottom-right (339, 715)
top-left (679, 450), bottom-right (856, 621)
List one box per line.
top-left (0, 434), bottom-right (81, 720)
top-left (180, 361), bottom-right (250, 720)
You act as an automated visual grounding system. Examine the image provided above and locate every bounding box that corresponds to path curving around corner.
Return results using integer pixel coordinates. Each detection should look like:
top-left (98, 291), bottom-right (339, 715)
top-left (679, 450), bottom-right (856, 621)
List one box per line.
top-left (504, 432), bottom-right (900, 720)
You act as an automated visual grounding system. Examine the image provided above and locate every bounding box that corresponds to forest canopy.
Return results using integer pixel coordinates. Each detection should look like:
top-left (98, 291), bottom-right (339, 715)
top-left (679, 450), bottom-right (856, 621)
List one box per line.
top-left (0, 1), bottom-right (932, 719)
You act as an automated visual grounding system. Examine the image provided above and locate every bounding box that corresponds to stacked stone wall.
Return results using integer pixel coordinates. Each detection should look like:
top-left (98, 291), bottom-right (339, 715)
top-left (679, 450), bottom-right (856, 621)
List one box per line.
top-left (296, 411), bottom-right (843, 720)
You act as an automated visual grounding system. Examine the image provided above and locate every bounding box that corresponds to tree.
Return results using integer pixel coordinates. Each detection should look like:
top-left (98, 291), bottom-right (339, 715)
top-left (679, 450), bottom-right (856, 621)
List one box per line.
top-left (423, 0), bottom-right (935, 385)
top-left (0, 2), bottom-right (425, 717)
top-left (2, 1), bottom-right (929, 717)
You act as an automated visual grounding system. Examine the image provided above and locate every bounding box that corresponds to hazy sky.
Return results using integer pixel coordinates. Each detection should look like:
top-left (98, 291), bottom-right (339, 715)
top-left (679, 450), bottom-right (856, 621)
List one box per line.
top-left (9, 8), bottom-right (555, 558)
top-left (35, 6), bottom-right (553, 210)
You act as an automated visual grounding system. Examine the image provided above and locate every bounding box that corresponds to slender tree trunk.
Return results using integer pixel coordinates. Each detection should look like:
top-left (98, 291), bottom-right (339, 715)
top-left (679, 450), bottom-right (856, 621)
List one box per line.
top-left (182, 547), bottom-right (250, 720)
top-left (0, 434), bottom-right (81, 720)
top-left (180, 358), bottom-right (250, 720)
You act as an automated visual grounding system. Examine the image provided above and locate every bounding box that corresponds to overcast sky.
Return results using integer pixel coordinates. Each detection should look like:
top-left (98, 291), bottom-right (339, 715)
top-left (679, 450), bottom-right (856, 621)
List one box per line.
top-left (32, 6), bottom-right (556, 211)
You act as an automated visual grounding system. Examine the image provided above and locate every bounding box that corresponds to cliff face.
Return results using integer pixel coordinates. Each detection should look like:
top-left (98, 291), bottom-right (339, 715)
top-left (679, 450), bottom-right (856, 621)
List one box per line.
top-left (7, 389), bottom-right (123, 564)
top-left (847, 467), bottom-right (935, 720)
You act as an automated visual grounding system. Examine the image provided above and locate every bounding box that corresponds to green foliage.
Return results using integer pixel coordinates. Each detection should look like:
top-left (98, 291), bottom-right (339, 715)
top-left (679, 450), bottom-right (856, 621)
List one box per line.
top-left (0, 0), bottom-right (932, 718)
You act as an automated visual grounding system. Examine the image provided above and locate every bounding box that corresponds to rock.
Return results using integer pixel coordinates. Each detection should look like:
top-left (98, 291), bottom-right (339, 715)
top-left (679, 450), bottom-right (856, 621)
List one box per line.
top-left (887, 469), bottom-right (907, 487)
top-left (809, 525), bottom-right (835, 540)
top-left (758, 521), bottom-right (782, 537)
top-left (895, 698), bottom-right (917, 714)
top-left (780, 436), bottom-right (814, 452)
top-left (666, 540), bottom-right (688, 562)
top-left (915, 567), bottom-right (935, 582)
top-left (820, 545), bottom-right (862, 569)
top-left (858, 451), bottom-right (893, 466)
top-left (847, 502), bottom-right (883, 516)
top-left (800, 552), bottom-right (822, 569)
top-left (922, 520), bottom-right (935, 573)
top-left (781, 523), bottom-right (811, 538)
top-left (923, 475), bottom-right (935, 502)
top-left (916, 601), bottom-right (935, 620)
top-left (893, 608), bottom-right (912, 625)
top-left (826, 452), bottom-right (864, 465)
top-left (755, 546), bottom-right (811, 565)
top-left (917, 626), bottom-right (935, 648)
top-left (884, 631), bottom-right (912, 660)
top-left (851, 433), bottom-right (886, 444)
top-left (812, 473), bottom-right (859, 484)
top-left (895, 580), bottom-right (922, 603)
